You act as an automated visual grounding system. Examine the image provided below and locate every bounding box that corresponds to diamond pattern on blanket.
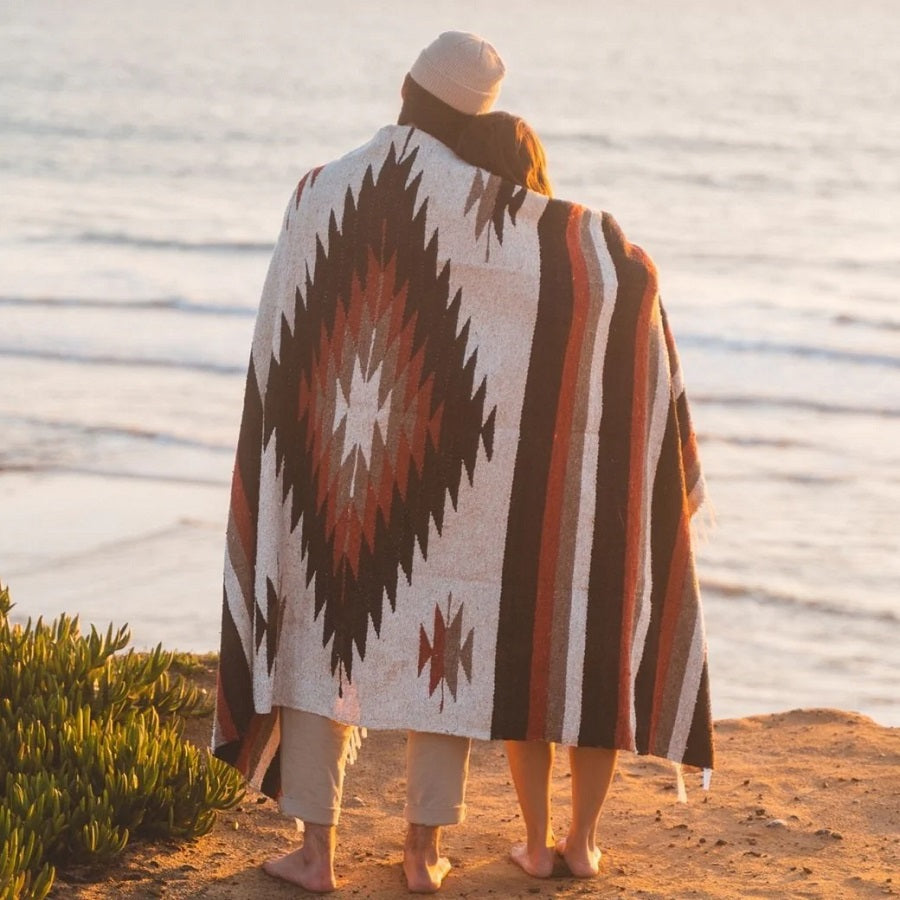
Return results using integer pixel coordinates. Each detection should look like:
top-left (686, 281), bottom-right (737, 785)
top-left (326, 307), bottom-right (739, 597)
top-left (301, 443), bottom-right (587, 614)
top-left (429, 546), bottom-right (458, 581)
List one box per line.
top-left (264, 142), bottom-right (496, 686)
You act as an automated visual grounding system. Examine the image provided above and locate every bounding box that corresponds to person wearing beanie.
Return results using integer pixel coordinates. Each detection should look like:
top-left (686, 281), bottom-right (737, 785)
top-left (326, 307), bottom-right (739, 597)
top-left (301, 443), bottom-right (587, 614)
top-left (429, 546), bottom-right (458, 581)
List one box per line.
top-left (215, 23), bottom-right (714, 898)
top-left (398, 31), bottom-right (506, 148)
top-left (408, 31), bottom-right (505, 114)
top-left (216, 31), bottom-right (508, 895)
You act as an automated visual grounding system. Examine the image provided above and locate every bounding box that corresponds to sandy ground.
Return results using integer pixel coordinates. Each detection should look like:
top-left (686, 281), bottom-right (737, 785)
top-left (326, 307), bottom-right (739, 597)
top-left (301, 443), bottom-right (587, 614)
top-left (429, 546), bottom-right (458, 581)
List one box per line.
top-left (52, 660), bottom-right (899, 899)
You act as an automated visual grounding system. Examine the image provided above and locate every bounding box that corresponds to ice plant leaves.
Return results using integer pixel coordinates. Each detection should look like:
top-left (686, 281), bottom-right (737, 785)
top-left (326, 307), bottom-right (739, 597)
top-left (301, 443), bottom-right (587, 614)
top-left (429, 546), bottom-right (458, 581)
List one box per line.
top-left (0, 584), bottom-right (243, 900)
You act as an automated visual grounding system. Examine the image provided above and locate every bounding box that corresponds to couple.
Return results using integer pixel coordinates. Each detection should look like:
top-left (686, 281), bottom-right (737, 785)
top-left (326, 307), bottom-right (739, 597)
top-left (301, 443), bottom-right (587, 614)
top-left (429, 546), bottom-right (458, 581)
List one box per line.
top-left (213, 31), bottom-right (714, 894)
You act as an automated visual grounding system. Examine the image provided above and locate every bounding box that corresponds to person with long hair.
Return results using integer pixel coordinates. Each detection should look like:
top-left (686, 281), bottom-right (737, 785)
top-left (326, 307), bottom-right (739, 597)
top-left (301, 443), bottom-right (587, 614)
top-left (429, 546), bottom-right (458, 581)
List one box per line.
top-left (456, 110), bottom-right (618, 881)
top-left (455, 111), bottom-right (553, 197)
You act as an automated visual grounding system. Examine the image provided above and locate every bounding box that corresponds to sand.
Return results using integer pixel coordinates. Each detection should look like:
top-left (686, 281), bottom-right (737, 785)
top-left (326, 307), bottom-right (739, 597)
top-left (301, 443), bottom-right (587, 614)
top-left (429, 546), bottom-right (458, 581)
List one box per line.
top-left (53, 660), bottom-right (899, 899)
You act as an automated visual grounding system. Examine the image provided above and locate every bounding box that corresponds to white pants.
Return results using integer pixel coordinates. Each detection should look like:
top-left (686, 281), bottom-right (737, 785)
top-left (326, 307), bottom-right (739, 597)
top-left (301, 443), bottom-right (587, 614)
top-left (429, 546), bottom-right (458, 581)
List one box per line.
top-left (279, 707), bottom-right (471, 827)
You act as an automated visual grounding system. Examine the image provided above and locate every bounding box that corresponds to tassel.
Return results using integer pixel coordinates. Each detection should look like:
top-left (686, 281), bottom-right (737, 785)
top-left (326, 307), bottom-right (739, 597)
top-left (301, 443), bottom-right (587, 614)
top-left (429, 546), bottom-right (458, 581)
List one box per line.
top-left (691, 494), bottom-right (717, 545)
top-left (675, 762), bottom-right (688, 803)
top-left (344, 726), bottom-right (367, 766)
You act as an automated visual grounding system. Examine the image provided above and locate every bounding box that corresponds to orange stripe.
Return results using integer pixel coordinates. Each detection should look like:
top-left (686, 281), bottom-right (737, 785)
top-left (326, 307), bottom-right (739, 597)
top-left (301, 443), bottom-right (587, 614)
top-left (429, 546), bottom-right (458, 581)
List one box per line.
top-left (236, 713), bottom-right (265, 775)
top-left (527, 206), bottom-right (590, 739)
top-left (230, 466), bottom-right (254, 563)
top-left (647, 505), bottom-right (691, 749)
top-left (215, 672), bottom-right (239, 743)
top-left (614, 265), bottom-right (657, 746)
top-left (682, 430), bottom-right (698, 469)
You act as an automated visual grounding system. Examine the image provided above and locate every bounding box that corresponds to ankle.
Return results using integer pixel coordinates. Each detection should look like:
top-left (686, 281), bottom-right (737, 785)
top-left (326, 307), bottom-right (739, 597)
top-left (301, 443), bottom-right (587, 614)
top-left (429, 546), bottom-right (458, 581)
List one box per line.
top-left (304, 824), bottom-right (336, 862)
top-left (565, 828), bottom-right (596, 854)
top-left (406, 824), bottom-right (441, 856)
top-left (527, 836), bottom-right (554, 855)
top-left (525, 823), bottom-right (554, 850)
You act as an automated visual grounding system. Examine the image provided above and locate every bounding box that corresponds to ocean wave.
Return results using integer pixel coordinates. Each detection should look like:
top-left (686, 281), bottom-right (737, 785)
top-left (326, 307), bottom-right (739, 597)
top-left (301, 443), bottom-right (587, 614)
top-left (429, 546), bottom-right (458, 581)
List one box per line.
top-left (636, 132), bottom-right (793, 157)
top-left (0, 346), bottom-right (245, 377)
top-left (701, 578), bottom-right (899, 625)
top-left (544, 130), bottom-right (617, 148)
top-left (681, 249), bottom-right (900, 276)
top-left (3, 116), bottom-right (203, 144)
top-left (682, 333), bottom-right (900, 370)
top-left (0, 461), bottom-right (229, 489)
top-left (833, 312), bottom-right (900, 332)
top-left (27, 230), bottom-right (274, 255)
top-left (692, 393), bottom-right (900, 419)
top-left (0, 295), bottom-right (256, 318)
top-left (697, 433), bottom-right (818, 450)
top-left (1, 413), bottom-right (233, 454)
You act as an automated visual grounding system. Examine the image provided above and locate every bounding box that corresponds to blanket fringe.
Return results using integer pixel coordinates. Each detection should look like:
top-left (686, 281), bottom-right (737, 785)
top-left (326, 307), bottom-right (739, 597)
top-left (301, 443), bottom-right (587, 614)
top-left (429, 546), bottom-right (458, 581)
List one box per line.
top-left (345, 726), bottom-right (367, 767)
top-left (674, 762), bottom-right (688, 803)
top-left (691, 495), bottom-right (717, 546)
top-left (673, 763), bottom-right (713, 801)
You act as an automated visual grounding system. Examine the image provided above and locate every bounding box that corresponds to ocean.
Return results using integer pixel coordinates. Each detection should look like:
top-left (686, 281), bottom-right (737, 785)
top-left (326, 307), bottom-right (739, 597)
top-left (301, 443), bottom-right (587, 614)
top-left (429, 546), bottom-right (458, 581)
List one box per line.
top-left (1, 0), bottom-right (898, 726)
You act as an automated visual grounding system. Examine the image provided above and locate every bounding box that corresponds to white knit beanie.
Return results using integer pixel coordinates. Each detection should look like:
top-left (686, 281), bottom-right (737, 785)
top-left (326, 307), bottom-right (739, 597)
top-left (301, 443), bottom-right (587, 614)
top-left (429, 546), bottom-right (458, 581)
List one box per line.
top-left (409, 31), bottom-right (506, 116)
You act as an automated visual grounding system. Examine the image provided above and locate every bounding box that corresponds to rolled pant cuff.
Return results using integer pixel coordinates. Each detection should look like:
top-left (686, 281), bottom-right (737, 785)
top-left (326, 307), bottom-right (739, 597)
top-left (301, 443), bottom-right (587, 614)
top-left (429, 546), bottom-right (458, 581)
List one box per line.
top-left (404, 802), bottom-right (467, 827)
top-left (280, 794), bottom-right (341, 827)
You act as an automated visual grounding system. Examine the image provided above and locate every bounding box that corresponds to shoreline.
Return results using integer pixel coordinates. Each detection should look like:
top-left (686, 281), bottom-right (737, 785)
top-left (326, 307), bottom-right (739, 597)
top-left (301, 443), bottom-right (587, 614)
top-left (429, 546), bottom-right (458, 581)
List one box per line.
top-left (3, 468), bottom-right (898, 728)
top-left (50, 657), bottom-right (900, 899)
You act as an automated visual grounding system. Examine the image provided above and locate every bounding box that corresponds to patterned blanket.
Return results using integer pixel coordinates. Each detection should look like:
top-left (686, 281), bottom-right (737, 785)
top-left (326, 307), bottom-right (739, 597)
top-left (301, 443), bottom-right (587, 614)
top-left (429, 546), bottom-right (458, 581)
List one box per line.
top-left (213, 125), bottom-right (714, 798)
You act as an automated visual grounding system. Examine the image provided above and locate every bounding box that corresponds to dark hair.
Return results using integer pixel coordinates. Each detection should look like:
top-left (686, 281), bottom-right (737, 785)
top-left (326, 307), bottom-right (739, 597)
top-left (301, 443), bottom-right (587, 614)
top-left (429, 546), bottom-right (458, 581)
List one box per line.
top-left (454, 111), bottom-right (552, 196)
top-left (397, 74), bottom-right (474, 148)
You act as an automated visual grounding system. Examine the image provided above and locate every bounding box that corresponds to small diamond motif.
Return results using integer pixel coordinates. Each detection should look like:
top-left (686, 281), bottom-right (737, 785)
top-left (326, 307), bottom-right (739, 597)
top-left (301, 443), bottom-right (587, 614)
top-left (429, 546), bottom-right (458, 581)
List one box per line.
top-left (418, 594), bottom-right (474, 711)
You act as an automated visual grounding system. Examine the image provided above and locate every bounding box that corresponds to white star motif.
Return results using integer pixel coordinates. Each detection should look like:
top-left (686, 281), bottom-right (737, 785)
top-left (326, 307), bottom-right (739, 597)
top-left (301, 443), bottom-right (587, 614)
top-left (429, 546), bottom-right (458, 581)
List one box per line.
top-left (333, 352), bottom-right (391, 494)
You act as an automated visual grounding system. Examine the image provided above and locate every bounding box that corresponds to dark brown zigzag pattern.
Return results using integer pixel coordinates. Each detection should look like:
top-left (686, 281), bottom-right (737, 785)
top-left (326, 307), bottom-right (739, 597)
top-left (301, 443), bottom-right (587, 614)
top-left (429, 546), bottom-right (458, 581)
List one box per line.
top-left (263, 141), bottom-right (496, 687)
top-left (464, 169), bottom-right (528, 257)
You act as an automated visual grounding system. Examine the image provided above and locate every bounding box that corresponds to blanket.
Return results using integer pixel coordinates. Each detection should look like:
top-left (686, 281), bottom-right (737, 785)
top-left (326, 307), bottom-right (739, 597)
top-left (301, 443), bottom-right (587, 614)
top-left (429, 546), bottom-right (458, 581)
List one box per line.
top-left (213, 125), bottom-right (714, 798)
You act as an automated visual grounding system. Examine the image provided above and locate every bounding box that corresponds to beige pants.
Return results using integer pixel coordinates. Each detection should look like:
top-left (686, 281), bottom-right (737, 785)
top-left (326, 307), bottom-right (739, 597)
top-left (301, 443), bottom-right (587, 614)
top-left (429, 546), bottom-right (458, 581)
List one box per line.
top-left (279, 707), bottom-right (471, 827)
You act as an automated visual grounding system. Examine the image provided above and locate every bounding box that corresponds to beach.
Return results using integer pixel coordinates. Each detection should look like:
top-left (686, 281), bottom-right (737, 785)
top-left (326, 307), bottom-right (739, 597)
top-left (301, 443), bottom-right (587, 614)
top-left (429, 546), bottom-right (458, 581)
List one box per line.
top-left (3, 5), bottom-right (899, 897)
top-left (53, 656), bottom-right (900, 898)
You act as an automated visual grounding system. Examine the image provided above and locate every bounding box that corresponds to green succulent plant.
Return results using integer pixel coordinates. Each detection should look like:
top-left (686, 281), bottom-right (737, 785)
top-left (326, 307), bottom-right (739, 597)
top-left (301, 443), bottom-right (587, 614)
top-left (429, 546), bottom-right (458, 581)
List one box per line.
top-left (0, 584), bottom-right (243, 899)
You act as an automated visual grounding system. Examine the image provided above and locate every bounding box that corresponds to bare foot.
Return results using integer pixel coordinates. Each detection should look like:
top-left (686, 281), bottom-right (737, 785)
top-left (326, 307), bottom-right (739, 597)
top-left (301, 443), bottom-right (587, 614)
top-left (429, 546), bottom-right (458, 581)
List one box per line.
top-left (556, 836), bottom-right (602, 877)
top-left (509, 841), bottom-right (555, 878)
top-left (263, 843), bottom-right (336, 893)
top-left (404, 824), bottom-right (451, 893)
